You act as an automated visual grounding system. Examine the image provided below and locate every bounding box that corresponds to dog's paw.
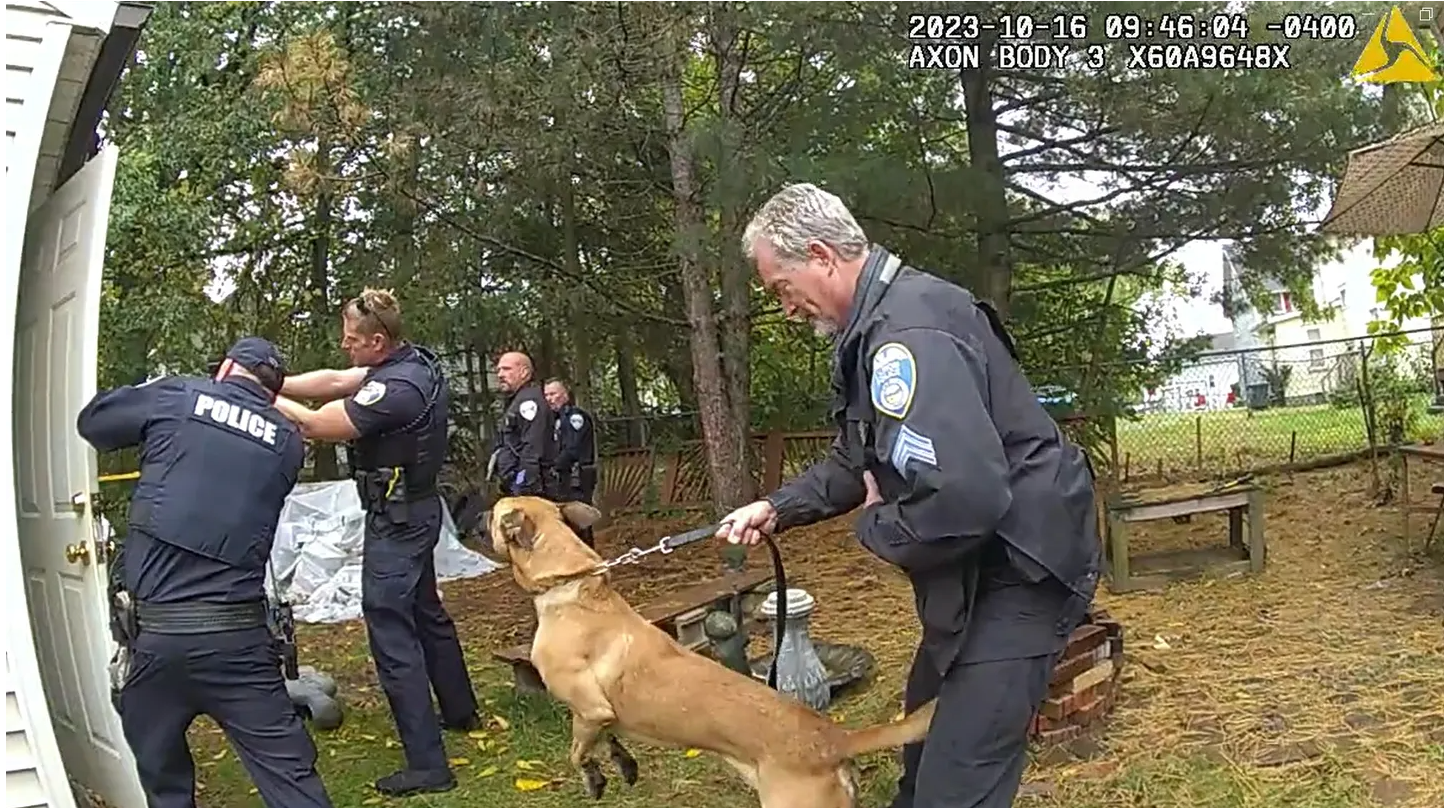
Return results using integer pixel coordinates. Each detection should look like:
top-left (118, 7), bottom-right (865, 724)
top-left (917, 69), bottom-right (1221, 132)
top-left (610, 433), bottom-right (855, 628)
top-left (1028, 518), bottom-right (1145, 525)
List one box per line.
top-left (581, 760), bottom-right (608, 800)
top-left (608, 737), bottom-right (639, 786)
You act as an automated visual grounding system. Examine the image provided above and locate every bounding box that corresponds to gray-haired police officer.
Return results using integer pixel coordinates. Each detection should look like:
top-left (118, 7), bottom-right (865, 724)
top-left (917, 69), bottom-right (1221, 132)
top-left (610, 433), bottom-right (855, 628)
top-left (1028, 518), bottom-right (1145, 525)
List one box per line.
top-left (275, 289), bottom-right (479, 797)
top-left (76, 337), bottom-right (335, 808)
top-left (717, 184), bottom-right (1100, 808)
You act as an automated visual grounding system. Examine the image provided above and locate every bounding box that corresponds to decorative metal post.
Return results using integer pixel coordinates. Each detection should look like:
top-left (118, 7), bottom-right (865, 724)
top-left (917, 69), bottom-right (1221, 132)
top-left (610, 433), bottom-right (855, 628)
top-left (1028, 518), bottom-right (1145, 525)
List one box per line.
top-left (757, 588), bottom-right (831, 711)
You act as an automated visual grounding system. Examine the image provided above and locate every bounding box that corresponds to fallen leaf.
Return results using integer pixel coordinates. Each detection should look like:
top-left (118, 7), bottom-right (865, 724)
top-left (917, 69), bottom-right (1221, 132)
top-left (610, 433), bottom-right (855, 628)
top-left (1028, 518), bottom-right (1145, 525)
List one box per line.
top-left (1152, 635), bottom-right (1172, 651)
top-left (492, 715), bottom-right (511, 731)
top-left (514, 777), bottom-right (550, 791)
top-left (361, 734), bottom-right (379, 741)
top-left (683, 749), bottom-right (702, 759)
top-left (248, 788), bottom-right (258, 796)
top-left (477, 765), bottom-right (499, 778)
top-left (476, 739), bottom-right (492, 751)
top-left (211, 750), bottom-right (227, 761)
top-left (449, 757), bottom-right (471, 767)
top-left (467, 730), bottom-right (487, 740)
top-left (361, 798), bottom-right (382, 805)
top-left (515, 759), bottom-right (546, 770)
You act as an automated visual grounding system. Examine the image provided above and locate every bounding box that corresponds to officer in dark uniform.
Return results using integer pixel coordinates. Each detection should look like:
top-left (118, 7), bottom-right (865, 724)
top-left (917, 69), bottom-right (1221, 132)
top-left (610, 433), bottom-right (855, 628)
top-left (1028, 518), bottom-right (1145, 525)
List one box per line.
top-left (544, 378), bottom-right (598, 547)
top-left (490, 351), bottom-right (556, 497)
top-left (718, 184), bottom-right (1100, 808)
top-left (274, 289), bottom-right (479, 797)
top-left (76, 337), bottom-right (335, 808)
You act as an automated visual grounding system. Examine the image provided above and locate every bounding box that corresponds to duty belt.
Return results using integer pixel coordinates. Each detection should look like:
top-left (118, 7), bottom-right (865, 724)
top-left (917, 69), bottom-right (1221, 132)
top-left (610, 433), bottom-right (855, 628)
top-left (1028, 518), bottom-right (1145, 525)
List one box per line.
top-left (136, 600), bottom-right (269, 634)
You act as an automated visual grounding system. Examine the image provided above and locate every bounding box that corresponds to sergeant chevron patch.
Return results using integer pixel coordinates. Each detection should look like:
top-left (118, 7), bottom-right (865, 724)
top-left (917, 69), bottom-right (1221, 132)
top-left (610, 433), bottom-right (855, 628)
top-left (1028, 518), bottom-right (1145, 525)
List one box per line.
top-left (889, 424), bottom-right (938, 474)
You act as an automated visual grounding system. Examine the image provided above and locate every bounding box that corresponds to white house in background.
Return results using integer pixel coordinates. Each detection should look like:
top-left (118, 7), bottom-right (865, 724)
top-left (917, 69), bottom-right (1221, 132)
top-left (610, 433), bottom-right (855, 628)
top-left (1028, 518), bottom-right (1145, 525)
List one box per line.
top-left (1145, 242), bottom-right (1436, 411)
top-left (4, 3), bottom-right (152, 808)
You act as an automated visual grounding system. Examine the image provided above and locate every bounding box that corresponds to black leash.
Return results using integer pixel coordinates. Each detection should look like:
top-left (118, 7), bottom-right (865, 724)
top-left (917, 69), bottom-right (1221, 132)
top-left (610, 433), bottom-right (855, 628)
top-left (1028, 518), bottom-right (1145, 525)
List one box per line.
top-left (604, 523), bottom-right (788, 690)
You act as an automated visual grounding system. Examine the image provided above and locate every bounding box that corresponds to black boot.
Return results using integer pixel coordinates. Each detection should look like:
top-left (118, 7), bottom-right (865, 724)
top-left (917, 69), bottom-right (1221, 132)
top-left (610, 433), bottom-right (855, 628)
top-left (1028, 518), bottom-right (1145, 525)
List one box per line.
top-left (374, 768), bottom-right (456, 797)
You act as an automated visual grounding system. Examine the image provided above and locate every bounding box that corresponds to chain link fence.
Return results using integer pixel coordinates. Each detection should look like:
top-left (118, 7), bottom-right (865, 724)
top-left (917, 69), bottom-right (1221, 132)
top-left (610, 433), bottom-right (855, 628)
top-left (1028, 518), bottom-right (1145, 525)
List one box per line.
top-left (1106, 329), bottom-right (1441, 482)
top-left (592, 328), bottom-right (1443, 488)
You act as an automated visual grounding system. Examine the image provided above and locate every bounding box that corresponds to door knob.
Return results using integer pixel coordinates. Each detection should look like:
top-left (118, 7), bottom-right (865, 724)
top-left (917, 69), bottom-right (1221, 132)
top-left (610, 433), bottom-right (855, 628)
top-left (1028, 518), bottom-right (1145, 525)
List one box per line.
top-left (65, 542), bottom-right (91, 565)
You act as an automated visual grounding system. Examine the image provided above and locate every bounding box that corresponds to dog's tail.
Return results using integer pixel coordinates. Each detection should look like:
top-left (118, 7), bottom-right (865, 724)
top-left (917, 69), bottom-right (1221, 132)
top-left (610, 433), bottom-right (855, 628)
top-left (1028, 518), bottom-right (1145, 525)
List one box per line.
top-left (838, 699), bottom-right (937, 758)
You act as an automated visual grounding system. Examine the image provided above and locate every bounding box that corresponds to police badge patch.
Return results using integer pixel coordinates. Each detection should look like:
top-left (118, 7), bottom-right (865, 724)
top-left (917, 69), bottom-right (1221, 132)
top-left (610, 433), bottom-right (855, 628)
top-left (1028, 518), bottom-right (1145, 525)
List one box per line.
top-left (569, 413), bottom-right (584, 430)
top-left (519, 400), bottom-right (538, 421)
top-left (870, 342), bottom-right (917, 420)
top-left (354, 380), bottom-right (386, 407)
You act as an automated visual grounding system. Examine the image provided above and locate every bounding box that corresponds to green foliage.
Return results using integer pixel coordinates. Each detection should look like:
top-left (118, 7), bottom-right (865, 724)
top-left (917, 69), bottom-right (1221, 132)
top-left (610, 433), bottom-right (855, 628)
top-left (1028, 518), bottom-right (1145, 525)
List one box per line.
top-left (98, 1), bottom-right (1391, 482)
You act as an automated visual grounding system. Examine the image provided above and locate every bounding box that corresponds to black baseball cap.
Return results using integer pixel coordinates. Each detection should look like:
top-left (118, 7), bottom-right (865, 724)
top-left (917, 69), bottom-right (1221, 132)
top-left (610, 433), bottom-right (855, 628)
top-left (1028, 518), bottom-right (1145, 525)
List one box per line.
top-left (224, 337), bottom-right (287, 389)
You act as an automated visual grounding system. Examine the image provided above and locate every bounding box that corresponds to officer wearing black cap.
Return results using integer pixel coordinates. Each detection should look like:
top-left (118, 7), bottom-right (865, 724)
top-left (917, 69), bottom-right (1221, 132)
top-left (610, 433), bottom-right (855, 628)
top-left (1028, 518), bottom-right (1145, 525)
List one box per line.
top-left (274, 288), bottom-right (478, 797)
top-left (76, 337), bottom-right (335, 808)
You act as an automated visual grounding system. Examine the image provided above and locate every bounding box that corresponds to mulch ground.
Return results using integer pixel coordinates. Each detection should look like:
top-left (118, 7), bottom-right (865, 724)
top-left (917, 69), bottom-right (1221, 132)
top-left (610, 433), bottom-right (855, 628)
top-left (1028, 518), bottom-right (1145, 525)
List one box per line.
top-left (274, 462), bottom-right (1443, 807)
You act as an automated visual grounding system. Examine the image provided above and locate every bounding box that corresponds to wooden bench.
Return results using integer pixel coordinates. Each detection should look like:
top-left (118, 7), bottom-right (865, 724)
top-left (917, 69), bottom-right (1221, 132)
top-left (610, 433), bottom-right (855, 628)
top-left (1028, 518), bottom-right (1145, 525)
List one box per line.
top-left (492, 567), bottom-right (775, 693)
top-left (1105, 484), bottom-right (1264, 594)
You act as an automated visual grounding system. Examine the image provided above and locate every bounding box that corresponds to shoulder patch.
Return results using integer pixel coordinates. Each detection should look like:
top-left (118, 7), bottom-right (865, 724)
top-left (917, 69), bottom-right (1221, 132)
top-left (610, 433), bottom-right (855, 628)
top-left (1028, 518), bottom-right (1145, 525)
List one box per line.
top-left (569, 413), bottom-right (585, 430)
top-left (354, 380), bottom-right (386, 407)
top-left (519, 399), bottom-right (538, 421)
top-left (870, 342), bottom-right (917, 420)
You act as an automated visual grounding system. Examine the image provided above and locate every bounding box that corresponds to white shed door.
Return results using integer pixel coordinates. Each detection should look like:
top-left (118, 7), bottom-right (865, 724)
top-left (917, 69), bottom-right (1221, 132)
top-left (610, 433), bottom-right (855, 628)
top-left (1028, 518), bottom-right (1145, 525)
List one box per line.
top-left (15, 144), bottom-right (146, 807)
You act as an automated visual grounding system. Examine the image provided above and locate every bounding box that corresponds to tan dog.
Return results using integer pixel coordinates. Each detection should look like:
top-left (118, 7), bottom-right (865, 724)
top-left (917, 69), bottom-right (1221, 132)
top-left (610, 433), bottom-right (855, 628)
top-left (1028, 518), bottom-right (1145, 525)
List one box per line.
top-left (488, 496), bottom-right (936, 807)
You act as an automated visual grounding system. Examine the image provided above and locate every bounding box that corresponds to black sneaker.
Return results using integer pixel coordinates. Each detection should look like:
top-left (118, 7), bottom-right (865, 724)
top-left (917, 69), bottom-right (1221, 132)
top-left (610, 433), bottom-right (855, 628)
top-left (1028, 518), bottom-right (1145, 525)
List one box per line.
top-left (374, 768), bottom-right (456, 797)
top-left (442, 712), bottom-right (482, 732)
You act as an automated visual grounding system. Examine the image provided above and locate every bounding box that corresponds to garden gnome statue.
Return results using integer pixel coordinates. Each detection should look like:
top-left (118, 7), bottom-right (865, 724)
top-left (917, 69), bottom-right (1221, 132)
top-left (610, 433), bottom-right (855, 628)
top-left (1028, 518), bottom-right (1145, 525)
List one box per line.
top-left (758, 588), bottom-right (831, 711)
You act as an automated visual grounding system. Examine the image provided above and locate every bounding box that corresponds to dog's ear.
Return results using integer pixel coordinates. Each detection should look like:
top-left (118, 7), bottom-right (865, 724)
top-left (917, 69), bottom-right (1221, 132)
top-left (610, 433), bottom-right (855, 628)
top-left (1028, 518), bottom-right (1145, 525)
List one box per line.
top-left (558, 501), bottom-right (602, 531)
top-left (497, 507), bottom-right (536, 550)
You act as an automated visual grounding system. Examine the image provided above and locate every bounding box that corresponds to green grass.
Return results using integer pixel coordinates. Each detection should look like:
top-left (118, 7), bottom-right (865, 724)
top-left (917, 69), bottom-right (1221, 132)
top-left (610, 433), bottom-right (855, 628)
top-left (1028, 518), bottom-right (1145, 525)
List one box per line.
top-left (184, 677), bottom-right (1392, 808)
top-left (1116, 396), bottom-right (1441, 479)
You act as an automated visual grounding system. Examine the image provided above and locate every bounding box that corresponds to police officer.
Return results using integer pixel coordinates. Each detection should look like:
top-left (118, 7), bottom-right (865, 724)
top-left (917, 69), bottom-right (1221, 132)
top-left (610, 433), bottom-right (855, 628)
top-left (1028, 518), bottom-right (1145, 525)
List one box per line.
top-left (716, 184), bottom-right (1100, 808)
top-left (273, 289), bottom-right (479, 797)
top-left (76, 337), bottom-right (335, 808)
top-left (491, 351), bottom-right (556, 497)
top-left (544, 378), bottom-right (598, 547)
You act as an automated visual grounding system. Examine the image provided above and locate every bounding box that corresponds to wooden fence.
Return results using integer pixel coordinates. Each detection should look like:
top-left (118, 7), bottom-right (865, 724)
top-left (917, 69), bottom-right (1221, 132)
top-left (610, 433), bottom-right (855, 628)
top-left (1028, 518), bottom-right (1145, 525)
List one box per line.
top-left (597, 430), bottom-right (836, 512)
top-left (596, 416), bottom-right (1100, 513)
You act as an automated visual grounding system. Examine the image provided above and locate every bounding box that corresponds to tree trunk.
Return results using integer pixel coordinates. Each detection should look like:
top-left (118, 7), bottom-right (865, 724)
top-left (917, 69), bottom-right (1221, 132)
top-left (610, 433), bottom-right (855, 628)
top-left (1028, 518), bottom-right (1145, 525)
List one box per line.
top-left (661, 35), bottom-right (749, 510)
top-left (960, 55), bottom-right (1014, 318)
top-left (711, 6), bottom-right (755, 501)
top-left (308, 177), bottom-right (341, 481)
top-left (614, 329), bottom-right (643, 447)
top-left (560, 173), bottom-right (592, 406)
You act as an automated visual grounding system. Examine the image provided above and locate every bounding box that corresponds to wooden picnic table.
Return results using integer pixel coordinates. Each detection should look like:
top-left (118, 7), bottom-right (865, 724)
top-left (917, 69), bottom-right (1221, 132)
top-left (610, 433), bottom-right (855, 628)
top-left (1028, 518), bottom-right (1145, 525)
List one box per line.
top-left (1398, 442), bottom-right (1444, 550)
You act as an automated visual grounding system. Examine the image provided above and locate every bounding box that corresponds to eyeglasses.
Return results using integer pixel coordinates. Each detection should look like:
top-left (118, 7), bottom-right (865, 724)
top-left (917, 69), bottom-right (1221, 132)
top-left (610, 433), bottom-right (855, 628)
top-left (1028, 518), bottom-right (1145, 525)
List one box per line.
top-left (351, 296), bottom-right (393, 342)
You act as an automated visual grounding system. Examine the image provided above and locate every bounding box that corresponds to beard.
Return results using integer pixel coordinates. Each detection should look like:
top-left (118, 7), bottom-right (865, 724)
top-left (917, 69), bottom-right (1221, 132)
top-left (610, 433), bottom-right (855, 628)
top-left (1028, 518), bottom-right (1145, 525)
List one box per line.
top-left (811, 317), bottom-right (839, 340)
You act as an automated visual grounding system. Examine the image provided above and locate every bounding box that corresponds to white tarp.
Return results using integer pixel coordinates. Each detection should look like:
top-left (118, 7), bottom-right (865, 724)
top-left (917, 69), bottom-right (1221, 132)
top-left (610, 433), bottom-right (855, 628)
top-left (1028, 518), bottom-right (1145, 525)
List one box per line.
top-left (267, 480), bottom-right (499, 624)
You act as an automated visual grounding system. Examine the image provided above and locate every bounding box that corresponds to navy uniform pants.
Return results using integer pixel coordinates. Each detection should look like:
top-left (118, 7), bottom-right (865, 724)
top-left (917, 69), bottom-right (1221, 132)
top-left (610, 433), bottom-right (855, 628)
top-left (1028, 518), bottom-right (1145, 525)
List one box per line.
top-left (554, 467), bottom-right (597, 547)
top-left (891, 570), bottom-right (1087, 808)
top-left (118, 627), bottom-right (333, 808)
top-left (362, 499), bottom-right (478, 772)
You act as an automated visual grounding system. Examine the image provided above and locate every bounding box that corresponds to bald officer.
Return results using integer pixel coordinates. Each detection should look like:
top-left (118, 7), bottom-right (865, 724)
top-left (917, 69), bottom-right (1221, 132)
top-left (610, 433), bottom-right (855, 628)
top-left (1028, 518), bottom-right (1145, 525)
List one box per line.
top-left (491, 351), bottom-right (556, 497)
top-left (77, 337), bottom-right (335, 808)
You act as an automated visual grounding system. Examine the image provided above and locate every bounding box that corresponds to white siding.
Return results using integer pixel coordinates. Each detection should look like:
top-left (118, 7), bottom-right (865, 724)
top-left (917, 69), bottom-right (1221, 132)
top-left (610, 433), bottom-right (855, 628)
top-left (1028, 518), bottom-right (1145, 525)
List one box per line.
top-left (6, 6), bottom-right (73, 808)
top-left (5, 649), bottom-right (48, 808)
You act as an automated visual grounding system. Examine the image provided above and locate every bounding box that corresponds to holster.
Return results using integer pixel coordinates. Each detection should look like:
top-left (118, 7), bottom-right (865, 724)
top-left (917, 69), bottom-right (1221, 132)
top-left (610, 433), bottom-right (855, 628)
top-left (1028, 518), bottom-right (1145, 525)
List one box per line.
top-left (355, 467), bottom-right (410, 524)
top-left (268, 599), bottom-right (300, 680)
top-left (108, 588), bottom-right (138, 711)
